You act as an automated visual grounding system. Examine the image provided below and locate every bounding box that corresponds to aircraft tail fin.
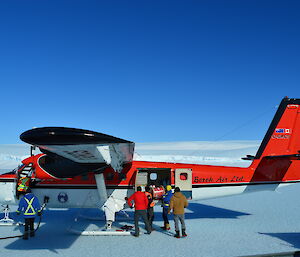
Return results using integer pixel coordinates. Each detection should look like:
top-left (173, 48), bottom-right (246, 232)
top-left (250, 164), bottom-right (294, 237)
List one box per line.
top-left (254, 97), bottom-right (300, 160)
top-left (250, 97), bottom-right (300, 183)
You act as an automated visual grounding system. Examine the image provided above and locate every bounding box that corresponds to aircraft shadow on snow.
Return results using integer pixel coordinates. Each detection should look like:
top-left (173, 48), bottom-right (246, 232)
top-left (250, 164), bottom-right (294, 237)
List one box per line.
top-left (3, 203), bottom-right (250, 250)
top-left (4, 209), bottom-right (84, 252)
top-left (260, 232), bottom-right (300, 249)
top-left (110, 202), bottom-right (250, 222)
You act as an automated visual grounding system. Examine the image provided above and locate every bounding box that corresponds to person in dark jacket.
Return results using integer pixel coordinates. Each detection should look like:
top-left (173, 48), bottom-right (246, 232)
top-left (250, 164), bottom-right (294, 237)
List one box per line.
top-left (127, 186), bottom-right (151, 237)
top-left (168, 187), bottom-right (188, 238)
top-left (145, 186), bottom-right (155, 230)
top-left (161, 185), bottom-right (173, 230)
top-left (17, 189), bottom-right (41, 240)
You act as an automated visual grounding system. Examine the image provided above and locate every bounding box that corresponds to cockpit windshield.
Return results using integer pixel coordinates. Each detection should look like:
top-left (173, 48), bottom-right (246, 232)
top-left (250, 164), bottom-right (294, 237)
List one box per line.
top-left (17, 164), bottom-right (25, 172)
top-left (1, 168), bottom-right (17, 175)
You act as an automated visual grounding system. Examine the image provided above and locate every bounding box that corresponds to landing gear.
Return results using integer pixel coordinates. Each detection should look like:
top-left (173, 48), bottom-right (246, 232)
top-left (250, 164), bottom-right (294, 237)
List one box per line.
top-left (68, 208), bottom-right (132, 236)
top-left (100, 191), bottom-right (131, 234)
top-left (102, 194), bottom-right (127, 230)
top-left (68, 173), bottom-right (131, 236)
top-left (105, 220), bottom-right (112, 230)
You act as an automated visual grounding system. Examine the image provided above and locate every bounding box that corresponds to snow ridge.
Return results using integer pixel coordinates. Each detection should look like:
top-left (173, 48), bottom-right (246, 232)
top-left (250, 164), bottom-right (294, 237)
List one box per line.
top-left (0, 141), bottom-right (260, 170)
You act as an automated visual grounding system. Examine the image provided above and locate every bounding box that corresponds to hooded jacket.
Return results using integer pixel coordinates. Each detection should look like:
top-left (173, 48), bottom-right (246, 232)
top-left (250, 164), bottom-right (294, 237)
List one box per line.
top-left (169, 192), bottom-right (188, 215)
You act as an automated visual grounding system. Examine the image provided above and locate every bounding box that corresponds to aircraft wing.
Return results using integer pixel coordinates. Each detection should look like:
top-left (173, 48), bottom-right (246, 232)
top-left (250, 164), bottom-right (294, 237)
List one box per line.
top-left (20, 127), bottom-right (135, 173)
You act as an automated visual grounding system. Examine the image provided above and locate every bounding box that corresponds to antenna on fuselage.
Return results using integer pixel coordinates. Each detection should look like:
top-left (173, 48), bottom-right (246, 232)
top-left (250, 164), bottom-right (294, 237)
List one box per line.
top-left (30, 127), bottom-right (38, 156)
top-left (30, 145), bottom-right (36, 156)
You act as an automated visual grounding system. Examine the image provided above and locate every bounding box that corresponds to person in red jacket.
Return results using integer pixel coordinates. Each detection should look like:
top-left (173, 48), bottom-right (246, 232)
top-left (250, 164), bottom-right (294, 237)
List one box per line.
top-left (127, 186), bottom-right (152, 237)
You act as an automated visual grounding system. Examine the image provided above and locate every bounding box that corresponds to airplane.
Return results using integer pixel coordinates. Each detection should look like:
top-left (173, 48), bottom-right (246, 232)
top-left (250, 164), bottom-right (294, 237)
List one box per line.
top-left (0, 96), bottom-right (299, 234)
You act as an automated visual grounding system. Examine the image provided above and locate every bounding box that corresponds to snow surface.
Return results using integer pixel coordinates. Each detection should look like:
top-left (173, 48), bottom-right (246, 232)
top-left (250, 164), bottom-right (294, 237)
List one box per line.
top-left (1, 141), bottom-right (300, 257)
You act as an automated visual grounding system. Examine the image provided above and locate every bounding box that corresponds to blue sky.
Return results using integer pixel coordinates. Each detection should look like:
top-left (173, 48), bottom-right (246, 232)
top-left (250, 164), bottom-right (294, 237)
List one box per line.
top-left (0, 0), bottom-right (299, 144)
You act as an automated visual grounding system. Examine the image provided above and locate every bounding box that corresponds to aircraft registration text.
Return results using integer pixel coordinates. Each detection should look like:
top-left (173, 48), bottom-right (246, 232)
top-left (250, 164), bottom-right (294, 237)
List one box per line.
top-left (193, 176), bottom-right (244, 183)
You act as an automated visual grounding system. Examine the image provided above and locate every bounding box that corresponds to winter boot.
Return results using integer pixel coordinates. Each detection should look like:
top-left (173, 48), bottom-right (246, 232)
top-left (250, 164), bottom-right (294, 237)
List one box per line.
top-left (182, 229), bottom-right (187, 237)
top-left (174, 230), bottom-right (180, 238)
top-left (165, 223), bottom-right (170, 230)
top-left (160, 222), bottom-right (167, 230)
top-left (30, 230), bottom-right (35, 237)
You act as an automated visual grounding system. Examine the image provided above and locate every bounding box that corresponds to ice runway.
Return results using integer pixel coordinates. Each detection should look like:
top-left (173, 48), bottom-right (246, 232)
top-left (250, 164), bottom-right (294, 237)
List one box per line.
top-left (0, 141), bottom-right (299, 256)
top-left (0, 183), bottom-right (300, 257)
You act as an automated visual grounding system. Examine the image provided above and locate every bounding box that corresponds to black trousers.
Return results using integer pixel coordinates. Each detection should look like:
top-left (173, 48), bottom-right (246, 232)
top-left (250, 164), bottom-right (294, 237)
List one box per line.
top-left (147, 207), bottom-right (154, 228)
top-left (134, 210), bottom-right (151, 235)
top-left (24, 218), bottom-right (35, 233)
top-left (162, 207), bottom-right (169, 224)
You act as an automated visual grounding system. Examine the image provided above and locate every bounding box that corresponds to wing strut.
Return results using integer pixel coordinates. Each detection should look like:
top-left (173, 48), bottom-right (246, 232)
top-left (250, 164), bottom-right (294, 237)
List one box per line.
top-left (94, 173), bottom-right (127, 230)
top-left (94, 173), bottom-right (108, 204)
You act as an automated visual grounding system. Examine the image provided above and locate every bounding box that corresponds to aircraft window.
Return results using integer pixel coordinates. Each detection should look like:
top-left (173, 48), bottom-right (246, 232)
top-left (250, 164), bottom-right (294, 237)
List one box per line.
top-left (4, 170), bottom-right (16, 175)
top-left (180, 173), bottom-right (188, 181)
top-left (11, 168), bottom-right (17, 173)
top-left (18, 164), bottom-right (25, 172)
top-left (150, 173), bottom-right (157, 181)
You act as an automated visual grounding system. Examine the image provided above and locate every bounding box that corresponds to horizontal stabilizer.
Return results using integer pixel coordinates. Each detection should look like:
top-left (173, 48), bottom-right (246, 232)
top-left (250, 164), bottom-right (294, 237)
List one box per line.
top-left (242, 155), bottom-right (255, 160)
top-left (265, 153), bottom-right (300, 160)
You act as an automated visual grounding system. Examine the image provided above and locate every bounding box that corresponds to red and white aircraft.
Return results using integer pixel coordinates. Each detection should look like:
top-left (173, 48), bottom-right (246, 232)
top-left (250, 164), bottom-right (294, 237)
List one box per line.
top-left (0, 97), bottom-right (299, 231)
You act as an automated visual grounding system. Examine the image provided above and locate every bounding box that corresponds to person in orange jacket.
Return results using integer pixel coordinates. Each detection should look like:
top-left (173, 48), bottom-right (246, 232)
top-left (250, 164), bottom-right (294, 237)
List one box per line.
top-left (17, 176), bottom-right (31, 199)
top-left (127, 186), bottom-right (152, 237)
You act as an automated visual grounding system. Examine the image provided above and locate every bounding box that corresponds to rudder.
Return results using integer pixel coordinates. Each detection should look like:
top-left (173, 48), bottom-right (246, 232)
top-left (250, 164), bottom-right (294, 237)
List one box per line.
top-left (250, 97), bottom-right (300, 183)
top-left (254, 97), bottom-right (300, 159)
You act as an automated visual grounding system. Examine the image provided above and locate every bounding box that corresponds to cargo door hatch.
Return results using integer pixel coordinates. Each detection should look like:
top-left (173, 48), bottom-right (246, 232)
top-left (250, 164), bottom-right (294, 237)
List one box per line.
top-left (175, 168), bottom-right (192, 199)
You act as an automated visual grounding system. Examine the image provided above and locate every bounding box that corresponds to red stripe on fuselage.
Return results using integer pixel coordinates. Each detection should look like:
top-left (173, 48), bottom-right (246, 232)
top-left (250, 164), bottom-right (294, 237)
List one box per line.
top-left (1, 159), bottom-right (299, 187)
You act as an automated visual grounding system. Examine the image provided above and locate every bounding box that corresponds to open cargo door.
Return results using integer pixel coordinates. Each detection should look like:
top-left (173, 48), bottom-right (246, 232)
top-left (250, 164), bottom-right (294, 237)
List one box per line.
top-left (175, 168), bottom-right (192, 199)
top-left (135, 170), bottom-right (148, 190)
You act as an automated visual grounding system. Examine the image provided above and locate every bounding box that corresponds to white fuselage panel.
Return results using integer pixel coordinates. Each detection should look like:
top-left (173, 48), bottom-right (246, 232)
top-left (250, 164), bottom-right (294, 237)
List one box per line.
top-left (0, 182), bottom-right (289, 208)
